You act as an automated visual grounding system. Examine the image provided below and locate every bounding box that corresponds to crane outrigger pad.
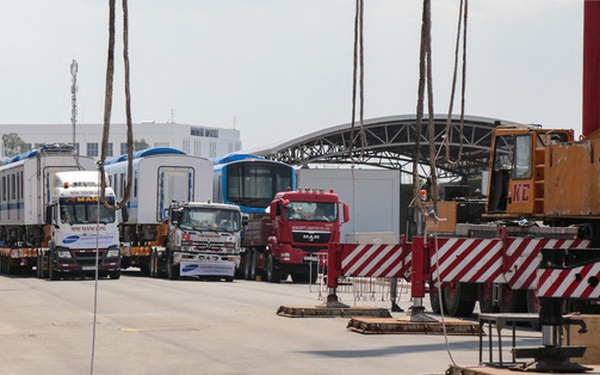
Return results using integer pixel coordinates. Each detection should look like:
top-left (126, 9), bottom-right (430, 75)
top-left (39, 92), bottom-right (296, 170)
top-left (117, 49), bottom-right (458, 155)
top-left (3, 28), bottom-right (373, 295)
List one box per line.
top-left (347, 316), bottom-right (479, 335)
top-left (276, 305), bottom-right (391, 318)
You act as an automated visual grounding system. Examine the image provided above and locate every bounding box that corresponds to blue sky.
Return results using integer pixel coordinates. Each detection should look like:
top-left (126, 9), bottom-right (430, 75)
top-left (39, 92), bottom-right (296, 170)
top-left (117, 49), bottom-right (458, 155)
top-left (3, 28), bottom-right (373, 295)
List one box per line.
top-left (0, 0), bottom-right (583, 149)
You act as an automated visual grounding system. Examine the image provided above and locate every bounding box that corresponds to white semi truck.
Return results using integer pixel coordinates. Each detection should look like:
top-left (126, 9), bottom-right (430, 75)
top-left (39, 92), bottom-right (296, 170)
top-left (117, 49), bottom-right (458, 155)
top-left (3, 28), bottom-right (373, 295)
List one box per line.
top-left (0, 144), bottom-right (122, 279)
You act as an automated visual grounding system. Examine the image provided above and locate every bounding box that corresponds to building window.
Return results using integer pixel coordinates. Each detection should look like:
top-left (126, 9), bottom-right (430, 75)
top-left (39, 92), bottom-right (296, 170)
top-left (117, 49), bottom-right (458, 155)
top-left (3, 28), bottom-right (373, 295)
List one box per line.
top-left (182, 139), bottom-right (190, 154)
top-left (206, 129), bottom-right (219, 138)
top-left (74, 143), bottom-right (80, 154)
top-left (191, 127), bottom-right (218, 138)
top-left (194, 141), bottom-right (201, 156)
top-left (209, 142), bottom-right (217, 158)
top-left (120, 143), bottom-right (128, 155)
top-left (107, 143), bottom-right (114, 157)
top-left (87, 143), bottom-right (99, 157)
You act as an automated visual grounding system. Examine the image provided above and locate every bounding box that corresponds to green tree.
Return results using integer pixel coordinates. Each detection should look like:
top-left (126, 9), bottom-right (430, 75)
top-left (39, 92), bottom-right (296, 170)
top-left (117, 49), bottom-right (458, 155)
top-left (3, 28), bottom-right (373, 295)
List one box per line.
top-left (133, 138), bottom-right (150, 151)
top-left (2, 133), bottom-right (28, 157)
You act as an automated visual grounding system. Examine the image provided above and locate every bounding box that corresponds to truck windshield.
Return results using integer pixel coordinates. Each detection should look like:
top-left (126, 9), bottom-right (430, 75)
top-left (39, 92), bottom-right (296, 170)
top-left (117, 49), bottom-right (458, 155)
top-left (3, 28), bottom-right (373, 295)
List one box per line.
top-left (59, 197), bottom-right (116, 224)
top-left (180, 208), bottom-right (241, 232)
top-left (226, 162), bottom-right (293, 209)
top-left (284, 202), bottom-right (337, 222)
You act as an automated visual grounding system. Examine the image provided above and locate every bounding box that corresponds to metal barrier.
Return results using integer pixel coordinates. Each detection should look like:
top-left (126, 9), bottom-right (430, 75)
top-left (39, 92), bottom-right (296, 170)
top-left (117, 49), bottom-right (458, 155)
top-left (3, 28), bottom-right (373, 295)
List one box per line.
top-left (314, 244), bottom-right (412, 306)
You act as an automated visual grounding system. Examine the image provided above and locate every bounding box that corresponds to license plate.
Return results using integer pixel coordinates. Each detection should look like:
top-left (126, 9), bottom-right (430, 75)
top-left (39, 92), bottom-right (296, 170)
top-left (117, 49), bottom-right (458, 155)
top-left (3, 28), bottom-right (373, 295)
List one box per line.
top-left (82, 266), bottom-right (97, 271)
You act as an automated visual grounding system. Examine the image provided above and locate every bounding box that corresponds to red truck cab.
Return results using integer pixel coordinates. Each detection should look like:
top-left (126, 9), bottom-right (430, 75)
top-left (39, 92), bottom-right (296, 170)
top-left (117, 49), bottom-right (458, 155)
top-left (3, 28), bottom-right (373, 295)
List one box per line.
top-left (266, 188), bottom-right (349, 282)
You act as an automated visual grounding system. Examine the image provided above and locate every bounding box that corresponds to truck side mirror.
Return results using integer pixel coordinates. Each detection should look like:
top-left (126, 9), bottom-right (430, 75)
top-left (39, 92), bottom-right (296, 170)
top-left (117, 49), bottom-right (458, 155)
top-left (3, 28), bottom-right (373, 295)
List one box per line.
top-left (343, 203), bottom-right (350, 223)
top-left (121, 206), bottom-right (129, 223)
top-left (242, 215), bottom-right (248, 227)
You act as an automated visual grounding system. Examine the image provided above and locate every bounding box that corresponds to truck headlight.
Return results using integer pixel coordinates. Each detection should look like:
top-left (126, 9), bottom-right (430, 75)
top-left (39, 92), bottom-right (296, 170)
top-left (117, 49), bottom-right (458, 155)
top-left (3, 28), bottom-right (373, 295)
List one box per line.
top-left (57, 250), bottom-right (72, 259)
top-left (106, 249), bottom-right (120, 258)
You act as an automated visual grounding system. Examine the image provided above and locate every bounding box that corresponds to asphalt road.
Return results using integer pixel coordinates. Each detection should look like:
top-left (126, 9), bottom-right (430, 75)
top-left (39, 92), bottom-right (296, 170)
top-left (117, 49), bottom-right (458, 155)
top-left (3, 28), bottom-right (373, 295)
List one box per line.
top-left (0, 271), bottom-right (542, 375)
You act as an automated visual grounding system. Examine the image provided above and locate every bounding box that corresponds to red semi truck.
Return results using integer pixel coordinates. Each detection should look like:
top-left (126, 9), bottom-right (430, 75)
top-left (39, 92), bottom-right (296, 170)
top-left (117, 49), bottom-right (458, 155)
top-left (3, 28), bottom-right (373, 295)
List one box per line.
top-left (241, 188), bottom-right (349, 283)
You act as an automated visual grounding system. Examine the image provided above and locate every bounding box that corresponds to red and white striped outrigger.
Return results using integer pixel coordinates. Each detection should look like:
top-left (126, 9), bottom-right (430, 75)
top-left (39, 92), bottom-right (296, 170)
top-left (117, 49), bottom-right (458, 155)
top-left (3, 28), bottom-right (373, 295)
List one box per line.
top-left (325, 226), bottom-right (594, 317)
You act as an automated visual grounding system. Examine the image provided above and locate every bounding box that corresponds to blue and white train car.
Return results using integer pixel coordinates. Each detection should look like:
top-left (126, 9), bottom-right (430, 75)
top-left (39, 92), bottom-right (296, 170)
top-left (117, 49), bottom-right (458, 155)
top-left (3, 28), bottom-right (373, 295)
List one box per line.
top-left (212, 153), bottom-right (296, 214)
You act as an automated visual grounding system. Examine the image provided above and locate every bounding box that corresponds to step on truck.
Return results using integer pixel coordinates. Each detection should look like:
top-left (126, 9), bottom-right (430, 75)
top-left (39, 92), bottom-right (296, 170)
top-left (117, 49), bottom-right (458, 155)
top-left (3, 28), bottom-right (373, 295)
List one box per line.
top-left (103, 148), bottom-right (213, 275)
top-left (243, 188), bottom-right (350, 283)
top-left (0, 144), bottom-right (122, 279)
top-left (149, 201), bottom-right (243, 280)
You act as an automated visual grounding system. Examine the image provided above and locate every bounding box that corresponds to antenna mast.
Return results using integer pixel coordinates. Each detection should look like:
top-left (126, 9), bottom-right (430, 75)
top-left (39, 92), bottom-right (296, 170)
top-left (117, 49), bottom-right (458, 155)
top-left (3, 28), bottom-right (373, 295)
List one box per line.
top-left (70, 60), bottom-right (78, 148)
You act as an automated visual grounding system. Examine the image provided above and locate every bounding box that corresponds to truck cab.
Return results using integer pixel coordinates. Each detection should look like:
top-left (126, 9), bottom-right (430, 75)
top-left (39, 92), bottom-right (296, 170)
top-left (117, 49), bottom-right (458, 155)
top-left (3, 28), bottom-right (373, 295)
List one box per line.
top-left (43, 171), bottom-right (122, 279)
top-left (266, 188), bottom-right (350, 282)
top-left (162, 201), bottom-right (243, 280)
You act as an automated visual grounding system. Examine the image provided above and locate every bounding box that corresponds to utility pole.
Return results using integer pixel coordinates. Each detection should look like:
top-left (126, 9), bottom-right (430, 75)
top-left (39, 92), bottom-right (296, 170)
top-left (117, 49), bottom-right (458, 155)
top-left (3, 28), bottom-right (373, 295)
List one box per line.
top-left (70, 60), bottom-right (78, 149)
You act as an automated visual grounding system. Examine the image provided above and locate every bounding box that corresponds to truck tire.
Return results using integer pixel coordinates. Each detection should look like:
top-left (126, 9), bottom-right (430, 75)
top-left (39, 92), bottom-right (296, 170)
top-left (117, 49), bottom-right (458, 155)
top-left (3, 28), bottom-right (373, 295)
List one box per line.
top-left (442, 282), bottom-right (476, 317)
top-left (266, 252), bottom-right (281, 283)
top-left (243, 251), bottom-right (253, 280)
top-left (429, 282), bottom-right (443, 314)
top-left (477, 282), bottom-right (498, 313)
top-left (167, 258), bottom-right (179, 280)
top-left (498, 284), bottom-right (526, 313)
top-left (48, 259), bottom-right (59, 281)
top-left (526, 289), bottom-right (541, 330)
top-left (36, 253), bottom-right (43, 279)
top-left (249, 249), bottom-right (258, 281)
top-left (149, 249), bottom-right (160, 278)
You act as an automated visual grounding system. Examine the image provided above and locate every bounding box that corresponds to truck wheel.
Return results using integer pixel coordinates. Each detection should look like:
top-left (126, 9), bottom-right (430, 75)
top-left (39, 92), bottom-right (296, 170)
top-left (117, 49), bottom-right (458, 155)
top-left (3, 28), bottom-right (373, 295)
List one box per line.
top-left (250, 250), bottom-right (258, 281)
top-left (149, 250), bottom-right (160, 278)
top-left (266, 253), bottom-right (281, 283)
top-left (526, 289), bottom-right (541, 330)
top-left (477, 283), bottom-right (498, 313)
top-left (442, 282), bottom-right (476, 317)
top-left (109, 270), bottom-right (121, 280)
top-left (429, 282), bottom-right (444, 314)
top-left (49, 260), bottom-right (59, 281)
top-left (36, 253), bottom-right (43, 278)
top-left (243, 251), bottom-right (253, 280)
top-left (498, 284), bottom-right (526, 313)
top-left (167, 259), bottom-right (179, 280)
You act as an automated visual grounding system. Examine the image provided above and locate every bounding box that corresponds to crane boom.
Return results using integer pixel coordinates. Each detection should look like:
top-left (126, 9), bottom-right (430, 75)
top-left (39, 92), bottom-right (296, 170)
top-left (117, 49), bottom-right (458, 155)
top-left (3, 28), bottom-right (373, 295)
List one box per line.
top-left (583, 0), bottom-right (600, 137)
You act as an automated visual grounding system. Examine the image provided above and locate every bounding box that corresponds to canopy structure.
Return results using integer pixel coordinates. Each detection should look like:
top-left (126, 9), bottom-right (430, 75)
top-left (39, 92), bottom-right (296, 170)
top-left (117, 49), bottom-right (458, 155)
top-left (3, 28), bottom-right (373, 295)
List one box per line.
top-left (253, 114), bottom-right (516, 180)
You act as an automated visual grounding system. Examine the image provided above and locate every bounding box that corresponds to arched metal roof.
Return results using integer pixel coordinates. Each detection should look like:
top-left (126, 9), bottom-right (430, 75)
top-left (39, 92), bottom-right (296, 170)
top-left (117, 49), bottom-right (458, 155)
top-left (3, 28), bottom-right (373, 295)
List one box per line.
top-left (253, 114), bottom-right (517, 180)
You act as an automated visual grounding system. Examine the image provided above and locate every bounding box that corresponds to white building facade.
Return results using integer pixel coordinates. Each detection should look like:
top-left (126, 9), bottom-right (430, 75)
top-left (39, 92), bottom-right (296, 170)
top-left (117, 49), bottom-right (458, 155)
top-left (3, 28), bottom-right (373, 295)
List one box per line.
top-left (0, 122), bottom-right (241, 160)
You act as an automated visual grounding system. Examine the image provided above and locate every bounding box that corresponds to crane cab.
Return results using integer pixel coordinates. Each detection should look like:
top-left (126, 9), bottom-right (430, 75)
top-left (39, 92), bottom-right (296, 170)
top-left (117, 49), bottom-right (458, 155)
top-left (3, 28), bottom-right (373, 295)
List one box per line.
top-left (485, 125), bottom-right (574, 220)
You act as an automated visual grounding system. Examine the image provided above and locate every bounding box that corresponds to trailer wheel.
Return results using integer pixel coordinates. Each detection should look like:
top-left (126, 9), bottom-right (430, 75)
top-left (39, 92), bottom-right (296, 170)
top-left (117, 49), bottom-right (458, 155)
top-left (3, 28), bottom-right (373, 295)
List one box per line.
top-left (442, 282), bottom-right (476, 317)
top-left (477, 283), bottom-right (498, 313)
top-left (266, 252), bottom-right (281, 283)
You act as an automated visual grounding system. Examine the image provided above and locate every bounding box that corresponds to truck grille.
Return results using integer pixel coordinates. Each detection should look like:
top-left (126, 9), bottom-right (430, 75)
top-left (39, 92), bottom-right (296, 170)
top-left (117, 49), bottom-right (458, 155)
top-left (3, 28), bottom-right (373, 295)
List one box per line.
top-left (292, 231), bottom-right (331, 244)
top-left (193, 241), bottom-right (231, 251)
